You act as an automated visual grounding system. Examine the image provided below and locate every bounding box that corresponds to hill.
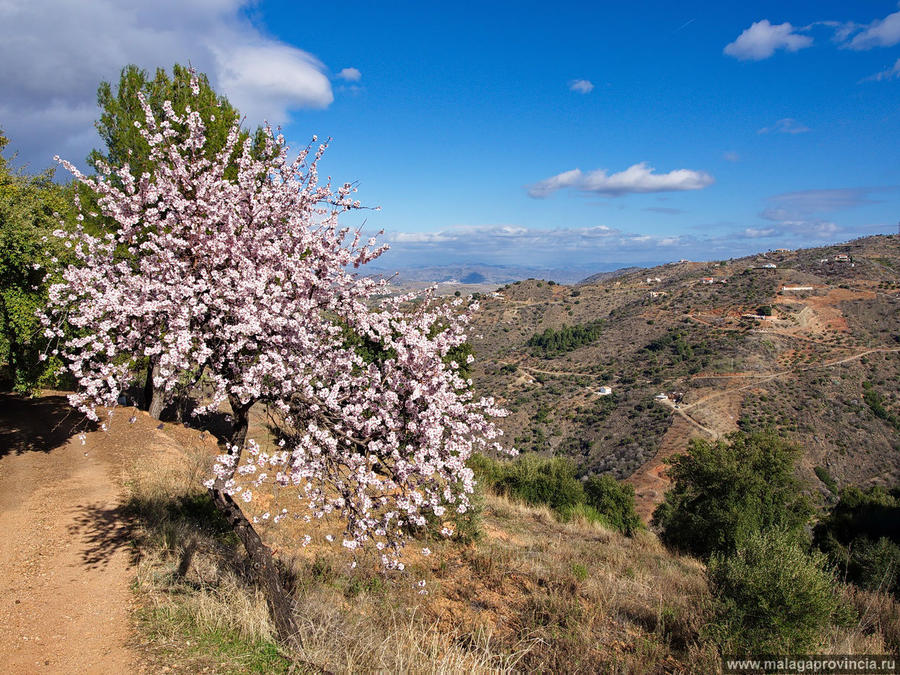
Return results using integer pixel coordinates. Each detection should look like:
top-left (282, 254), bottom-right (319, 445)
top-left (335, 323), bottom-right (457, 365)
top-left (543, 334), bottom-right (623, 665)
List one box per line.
top-left (467, 235), bottom-right (900, 518)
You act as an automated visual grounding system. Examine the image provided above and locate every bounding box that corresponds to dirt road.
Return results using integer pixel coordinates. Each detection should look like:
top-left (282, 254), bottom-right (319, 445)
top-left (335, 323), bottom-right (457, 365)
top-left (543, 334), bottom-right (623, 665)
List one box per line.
top-left (0, 393), bottom-right (142, 674)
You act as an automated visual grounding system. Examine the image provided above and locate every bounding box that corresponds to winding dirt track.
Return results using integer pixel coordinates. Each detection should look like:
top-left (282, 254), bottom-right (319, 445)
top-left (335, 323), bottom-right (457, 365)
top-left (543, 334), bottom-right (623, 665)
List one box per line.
top-left (0, 393), bottom-right (142, 674)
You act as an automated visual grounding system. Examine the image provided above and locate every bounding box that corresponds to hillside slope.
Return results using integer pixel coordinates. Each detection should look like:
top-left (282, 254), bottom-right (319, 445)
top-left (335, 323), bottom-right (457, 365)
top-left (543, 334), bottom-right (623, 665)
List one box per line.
top-left (468, 235), bottom-right (900, 516)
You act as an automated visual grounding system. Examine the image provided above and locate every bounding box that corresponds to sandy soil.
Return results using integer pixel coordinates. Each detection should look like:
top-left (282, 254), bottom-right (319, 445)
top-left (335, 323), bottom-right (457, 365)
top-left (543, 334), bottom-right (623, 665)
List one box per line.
top-left (0, 393), bottom-right (144, 674)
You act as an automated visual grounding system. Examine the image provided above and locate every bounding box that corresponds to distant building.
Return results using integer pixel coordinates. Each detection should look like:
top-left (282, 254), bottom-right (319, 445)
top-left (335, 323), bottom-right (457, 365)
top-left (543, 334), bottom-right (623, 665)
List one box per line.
top-left (654, 392), bottom-right (669, 401)
top-left (781, 286), bottom-right (814, 292)
top-left (645, 277), bottom-right (663, 284)
top-left (760, 263), bottom-right (777, 269)
top-left (774, 248), bottom-right (791, 253)
top-left (648, 291), bottom-right (668, 298)
top-left (834, 254), bottom-right (851, 262)
top-left (597, 386), bottom-right (612, 396)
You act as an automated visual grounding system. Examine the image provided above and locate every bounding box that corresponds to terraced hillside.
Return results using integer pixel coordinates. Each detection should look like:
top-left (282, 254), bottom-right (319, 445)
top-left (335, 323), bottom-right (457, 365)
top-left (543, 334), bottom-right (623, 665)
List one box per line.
top-left (467, 235), bottom-right (900, 518)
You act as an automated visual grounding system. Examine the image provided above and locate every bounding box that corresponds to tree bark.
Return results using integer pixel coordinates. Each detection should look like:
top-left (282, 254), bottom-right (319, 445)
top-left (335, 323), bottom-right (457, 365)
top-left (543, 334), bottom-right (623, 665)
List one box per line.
top-left (228, 393), bottom-right (252, 449)
top-left (142, 360), bottom-right (154, 411)
top-left (209, 484), bottom-right (299, 646)
top-left (145, 360), bottom-right (166, 419)
top-left (207, 394), bottom-right (300, 647)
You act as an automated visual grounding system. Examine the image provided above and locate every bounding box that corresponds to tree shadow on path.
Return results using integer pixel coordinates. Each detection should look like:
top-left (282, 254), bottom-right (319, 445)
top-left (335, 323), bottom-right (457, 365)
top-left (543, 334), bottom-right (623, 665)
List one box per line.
top-left (0, 392), bottom-right (96, 459)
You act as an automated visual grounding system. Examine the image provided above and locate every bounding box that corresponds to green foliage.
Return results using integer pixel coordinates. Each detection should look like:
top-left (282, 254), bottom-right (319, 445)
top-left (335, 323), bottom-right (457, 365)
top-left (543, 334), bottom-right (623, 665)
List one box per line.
top-left (643, 330), bottom-right (694, 361)
top-left (756, 305), bottom-right (773, 316)
top-left (471, 453), bottom-right (642, 536)
top-left (0, 129), bottom-right (75, 392)
top-left (863, 382), bottom-right (900, 431)
top-left (814, 466), bottom-right (838, 495)
top-left (492, 454), bottom-right (585, 511)
top-left (582, 475), bottom-right (643, 536)
top-left (707, 528), bottom-right (853, 654)
top-left (526, 321), bottom-right (604, 357)
top-left (652, 431), bottom-right (814, 559)
top-left (89, 64), bottom-right (248, 179)
top-left (814, 485), bottom-right (900, 597)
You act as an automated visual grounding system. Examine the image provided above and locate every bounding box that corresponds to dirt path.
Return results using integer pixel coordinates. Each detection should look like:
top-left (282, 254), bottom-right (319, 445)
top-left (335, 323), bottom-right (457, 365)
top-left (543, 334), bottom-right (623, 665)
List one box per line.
top-left (626, 415), bottom-right (705, 522)
top-left (0, 393), bottom-right (143, 674)
top-left (627, 347), bottom-right (900, 521)
top-left (680, 347), bottom-right (900, 412)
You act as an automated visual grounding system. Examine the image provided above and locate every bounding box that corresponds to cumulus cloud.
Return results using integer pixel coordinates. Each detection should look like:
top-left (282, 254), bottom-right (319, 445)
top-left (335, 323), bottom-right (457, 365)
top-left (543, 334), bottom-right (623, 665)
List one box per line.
top-left (527, 169), bottom-right (584, 198)
top-left (528, 163), bottom-right (714, 199)
top-left (569, 79), bottom-right (595, 94)
top-left (337, 67), bottom-right (362, 81)
top-left (0, 0), bottom-right (338, 170)
top-left (844, 9), bottom-right (900, 49)
top-left (724, 20), bottom-right (812, 60)
top-left (758, 118), bottom-right (810, 134)
top-left (863, 58), bottom-right (900, 81)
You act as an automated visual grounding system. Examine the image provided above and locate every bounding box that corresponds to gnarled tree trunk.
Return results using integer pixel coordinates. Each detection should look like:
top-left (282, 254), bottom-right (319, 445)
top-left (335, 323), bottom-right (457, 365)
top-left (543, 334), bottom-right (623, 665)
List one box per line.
top-left (208, 394), bottom-right (300, 647)
top-left (144, 359), bottom-right (166, 419)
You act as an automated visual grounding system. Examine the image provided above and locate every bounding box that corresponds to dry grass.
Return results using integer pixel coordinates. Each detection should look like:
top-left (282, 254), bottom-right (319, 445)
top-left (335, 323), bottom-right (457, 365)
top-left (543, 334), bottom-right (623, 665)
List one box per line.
top-left (120, 429), bottom-right (897, 673)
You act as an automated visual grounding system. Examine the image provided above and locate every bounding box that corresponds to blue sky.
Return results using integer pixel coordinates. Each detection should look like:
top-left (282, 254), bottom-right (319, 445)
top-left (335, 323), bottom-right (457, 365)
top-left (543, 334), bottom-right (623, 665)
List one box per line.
top-left (2, 1), bottom-right (899, 270)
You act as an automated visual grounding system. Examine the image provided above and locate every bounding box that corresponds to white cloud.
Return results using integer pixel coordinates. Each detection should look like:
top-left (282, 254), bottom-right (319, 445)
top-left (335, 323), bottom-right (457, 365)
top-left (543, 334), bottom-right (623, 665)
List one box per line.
top-left (527, 169), bottom-right (584, 198)
top-left (374, 215), bottom-right (890, 269)
top-left (742, 227), bottom-right (776, 238)
top-left (844, 9), bottom-right (900, 49)
top-left (863, 58), bottom-right (900, 81)
top-left (528, 162), bottom-right (714, 198)
top-left (758, 118), bottom-right (810, 134)
top-left (569, 79), bottom-right (594, 94)
top-left (0, 0), bottom-right (337, 170)
top-left (337, 67), bottom-right (362, 82)
top-left (214, 44), bottom-right (333, 122)
top-left (724, 20), bottom-right (812, 60)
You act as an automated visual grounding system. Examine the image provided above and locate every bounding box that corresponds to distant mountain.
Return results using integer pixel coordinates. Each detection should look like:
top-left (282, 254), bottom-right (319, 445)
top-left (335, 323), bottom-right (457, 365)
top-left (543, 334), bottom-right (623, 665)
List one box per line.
top-left (365, 262), bottom-right (655, 286)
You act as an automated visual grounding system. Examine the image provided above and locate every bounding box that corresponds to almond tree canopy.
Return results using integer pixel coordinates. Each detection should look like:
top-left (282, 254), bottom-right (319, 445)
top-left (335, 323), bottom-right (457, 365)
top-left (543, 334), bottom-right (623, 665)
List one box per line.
top-left (42, 74), bottom-right (511, 643)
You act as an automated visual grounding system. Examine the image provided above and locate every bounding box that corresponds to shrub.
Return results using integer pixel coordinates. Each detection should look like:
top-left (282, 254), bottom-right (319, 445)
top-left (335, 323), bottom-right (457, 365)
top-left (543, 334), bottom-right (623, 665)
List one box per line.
top-left (526, 321), bottom-right (605, 358)
top-left (492, 454), bottom-right (584, 512)
top-left (707, 529), bottom-right (853, 654)
top-left (582, 475), bottom-right (643, 536)
top-left (814, 466), bottom-right (838, 495)
top-left (814, 485), bottom-right (900, 597)
top-left (652, 431), bottom-right (813, 559)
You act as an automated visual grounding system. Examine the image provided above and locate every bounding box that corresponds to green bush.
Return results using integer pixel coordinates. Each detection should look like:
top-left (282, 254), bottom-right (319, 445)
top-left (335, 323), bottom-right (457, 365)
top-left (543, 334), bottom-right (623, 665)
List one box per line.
top-left (707, 528), bottom-right (853, 654)
top-left (526, 321), bottom-right (604, 358)
top-left (492, 454), bottom-right (585, 512)
top-left (814, 466), bottom-right (838, 495)
top-left (582, 475), bottom-right (643, 536)
top-left (470, 454), bottom-right (643, 536)
top-left (653, 431), bottom-right (813, 559)
top-left (814, 485), bottom-right (900, 597)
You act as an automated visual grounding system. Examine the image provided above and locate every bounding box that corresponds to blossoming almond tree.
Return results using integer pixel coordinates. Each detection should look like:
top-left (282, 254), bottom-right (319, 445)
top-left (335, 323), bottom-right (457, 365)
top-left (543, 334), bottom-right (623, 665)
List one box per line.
top-left (43, 77), bottom-right (511, 644)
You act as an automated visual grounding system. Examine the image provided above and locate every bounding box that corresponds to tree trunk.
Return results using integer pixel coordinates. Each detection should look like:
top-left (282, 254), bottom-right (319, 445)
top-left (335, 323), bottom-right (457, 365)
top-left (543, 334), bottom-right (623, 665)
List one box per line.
top-left (147, 361), bottom-right (165, 419)
top-left (142, 361), bottom-right (154, 411)
top-left (209, 484), bottom-right (299, 646)
top-left (207, 394), bottom-right (300, 647)
top-left (228, 393), bottom-right (251, 449)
